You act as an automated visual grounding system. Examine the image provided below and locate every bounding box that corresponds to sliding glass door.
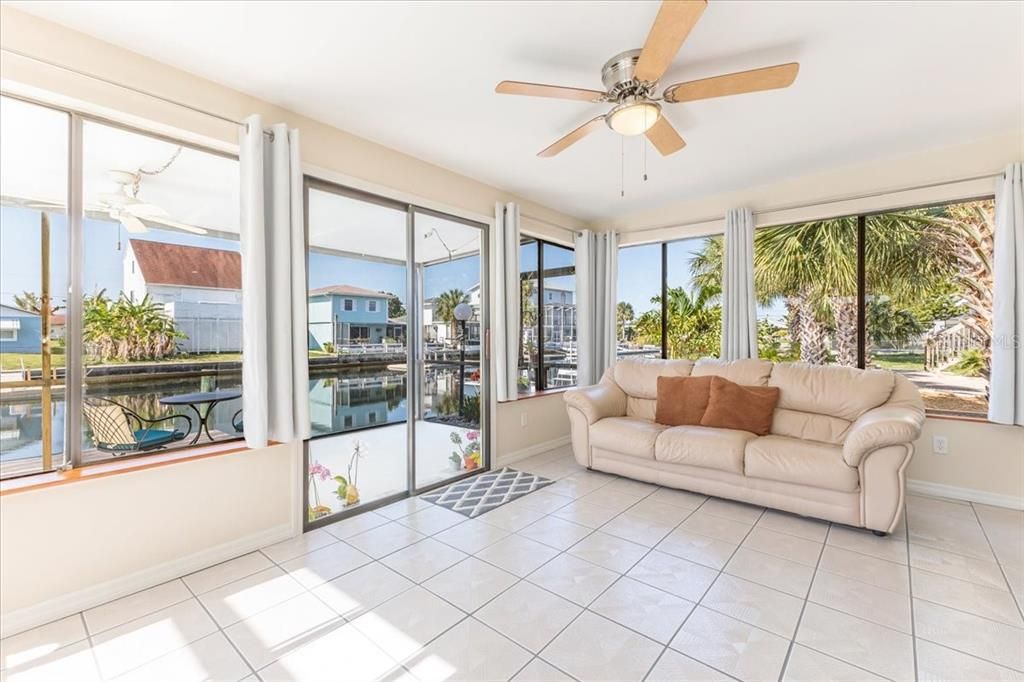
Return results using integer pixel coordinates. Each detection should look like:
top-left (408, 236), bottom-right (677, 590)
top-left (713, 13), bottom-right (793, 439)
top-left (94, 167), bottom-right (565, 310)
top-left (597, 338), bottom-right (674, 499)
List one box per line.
top-left (304, 180), bottom-right (489, 526)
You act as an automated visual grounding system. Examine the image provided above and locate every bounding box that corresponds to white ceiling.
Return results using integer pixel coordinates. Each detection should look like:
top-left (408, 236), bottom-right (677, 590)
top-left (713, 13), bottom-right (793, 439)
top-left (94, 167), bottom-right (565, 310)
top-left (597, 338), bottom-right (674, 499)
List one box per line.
top-left (9, 1), bottom-right (1022, 222)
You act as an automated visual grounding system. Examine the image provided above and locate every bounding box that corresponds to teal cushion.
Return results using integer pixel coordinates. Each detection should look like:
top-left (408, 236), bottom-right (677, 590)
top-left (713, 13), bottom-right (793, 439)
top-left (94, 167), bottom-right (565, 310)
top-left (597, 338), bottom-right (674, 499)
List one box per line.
top-left (133, 429), bottom-right (181, 448)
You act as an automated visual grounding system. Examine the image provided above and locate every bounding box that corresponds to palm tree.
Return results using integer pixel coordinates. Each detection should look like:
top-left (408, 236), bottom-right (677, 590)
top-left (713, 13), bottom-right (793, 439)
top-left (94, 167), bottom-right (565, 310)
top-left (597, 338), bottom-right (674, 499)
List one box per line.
top-left (434, 289), bottom-right (469, 343)
top-left (14, 290), bottom-right (62, 316)
top-left (634, 286), bottom-right (721, 359)
top-left (690, 212), bottom-right (953, 366)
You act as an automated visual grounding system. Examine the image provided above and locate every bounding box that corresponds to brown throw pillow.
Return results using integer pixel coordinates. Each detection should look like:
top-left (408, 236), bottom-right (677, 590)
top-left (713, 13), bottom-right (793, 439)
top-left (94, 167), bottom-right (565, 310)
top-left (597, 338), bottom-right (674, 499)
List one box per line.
top-left (655, 376), bottom-right (713, 426)
top-left (700, 376), bottom-right (780, 435)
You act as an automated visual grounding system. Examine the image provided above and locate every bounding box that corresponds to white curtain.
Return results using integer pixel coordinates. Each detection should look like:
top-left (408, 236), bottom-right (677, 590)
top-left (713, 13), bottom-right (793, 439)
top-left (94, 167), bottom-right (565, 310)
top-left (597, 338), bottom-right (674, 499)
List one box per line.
top-left (494, 202), bottom-right (521, 402)
top-left (239, 115), bottom-right (311, 448)
top-left (990, 162), bottom-right (1024, 426)
top-left (576, 229), bottom-right (618, 387)
top-left (721, 207), bottom-right (759, 360)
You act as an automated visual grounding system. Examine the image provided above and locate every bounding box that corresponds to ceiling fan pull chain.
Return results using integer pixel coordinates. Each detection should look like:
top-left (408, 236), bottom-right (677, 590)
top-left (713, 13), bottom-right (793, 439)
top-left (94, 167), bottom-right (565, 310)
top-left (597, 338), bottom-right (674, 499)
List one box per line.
top-left (620, 135), bottom-right (625, 198)
top-left (642, 115), bottom-right (648, 182)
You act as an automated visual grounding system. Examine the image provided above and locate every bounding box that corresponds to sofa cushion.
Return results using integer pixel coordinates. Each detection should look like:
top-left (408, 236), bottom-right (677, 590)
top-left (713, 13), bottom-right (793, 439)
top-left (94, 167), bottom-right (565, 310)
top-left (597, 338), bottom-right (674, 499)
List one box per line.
top-left (655, 375), bottom-right (713, 426)
top-left (655, 425), bottom-right (756, 474)
top-left (700, 377), bottom-right (780, 436)
top-left (769, 362), bottom-right (895, 422)
top-left (692, 358), bottom-right (773, 386)
top-left (745, 435), bottom-right (859, 492)
top-left (613, 358), bottom-right (694, 399)
top-left (591, 417), bottom-right (668, 460)
top-left (771, 408), bottom-right (852, 445)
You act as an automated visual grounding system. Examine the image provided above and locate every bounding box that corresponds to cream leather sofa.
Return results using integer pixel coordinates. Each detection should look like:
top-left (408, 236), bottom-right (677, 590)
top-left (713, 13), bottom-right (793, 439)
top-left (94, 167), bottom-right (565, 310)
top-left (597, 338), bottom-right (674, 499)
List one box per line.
top-left (563, 358), bottom-right (926, 534)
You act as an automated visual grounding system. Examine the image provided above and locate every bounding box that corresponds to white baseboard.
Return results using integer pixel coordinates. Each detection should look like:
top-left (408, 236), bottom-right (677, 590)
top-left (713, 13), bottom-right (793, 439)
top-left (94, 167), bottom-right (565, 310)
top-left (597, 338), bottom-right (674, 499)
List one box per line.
top-left (0, 523), bottom-right (295, 637)
top-left (496, 436), bottom-right (572, 467)
top-left (908, 479), bottom-right (1024, 511)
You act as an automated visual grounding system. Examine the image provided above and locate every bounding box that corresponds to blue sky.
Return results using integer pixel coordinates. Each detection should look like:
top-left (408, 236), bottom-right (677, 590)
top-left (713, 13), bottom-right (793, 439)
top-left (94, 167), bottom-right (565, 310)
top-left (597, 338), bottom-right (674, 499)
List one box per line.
top-left (0, 206), bottom-right (481, 309)
top-left (2, 206), bottom-right (782, 321)
top-left (618, 237), bottom-right (786, 322)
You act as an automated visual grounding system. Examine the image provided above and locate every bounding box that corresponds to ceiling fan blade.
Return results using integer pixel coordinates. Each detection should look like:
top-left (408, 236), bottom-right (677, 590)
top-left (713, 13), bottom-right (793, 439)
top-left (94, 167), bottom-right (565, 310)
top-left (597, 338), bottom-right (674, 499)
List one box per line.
top-left (538, 116), bottom-right (606, 158)
top-left (496, 80), bottom-right (605, 102)
top-left (141, 215), bottom-right (209, 235)
top-left (634, 0), bottom-right (708, 83)
top-left (645, 115), bottom-right (686, 156)
top-left (118, 213), bottom-right (148, 233)
top-left (663, 63), bottom-right (800, 103)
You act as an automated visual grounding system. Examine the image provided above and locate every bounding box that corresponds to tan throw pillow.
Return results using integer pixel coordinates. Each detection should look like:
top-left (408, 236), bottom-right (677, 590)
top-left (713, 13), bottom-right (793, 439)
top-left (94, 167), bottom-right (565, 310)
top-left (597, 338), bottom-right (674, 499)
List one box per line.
top-left (700, 376), bottom-right (780, 435)
top-left (655, 375), bottom-right (713, 426)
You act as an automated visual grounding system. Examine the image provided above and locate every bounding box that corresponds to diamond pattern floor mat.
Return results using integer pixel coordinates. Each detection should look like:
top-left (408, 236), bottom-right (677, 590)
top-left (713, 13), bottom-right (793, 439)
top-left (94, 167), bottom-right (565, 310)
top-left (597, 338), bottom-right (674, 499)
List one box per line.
top-left (420, 467), bottom-right (554, 518)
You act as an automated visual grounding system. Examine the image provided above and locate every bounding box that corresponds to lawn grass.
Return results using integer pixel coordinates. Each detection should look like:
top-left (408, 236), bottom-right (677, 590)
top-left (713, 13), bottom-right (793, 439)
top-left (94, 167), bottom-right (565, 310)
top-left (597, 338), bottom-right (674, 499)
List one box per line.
top-left (1, 351), bottom-right (242, 371)
top-left (869, 352), bottom-right (925, 371)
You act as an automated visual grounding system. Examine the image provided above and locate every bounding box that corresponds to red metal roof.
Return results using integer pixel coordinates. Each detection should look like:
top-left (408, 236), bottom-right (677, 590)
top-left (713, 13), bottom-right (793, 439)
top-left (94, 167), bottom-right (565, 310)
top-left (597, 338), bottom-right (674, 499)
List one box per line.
top-left (130, 239), bottom-right (241, 290)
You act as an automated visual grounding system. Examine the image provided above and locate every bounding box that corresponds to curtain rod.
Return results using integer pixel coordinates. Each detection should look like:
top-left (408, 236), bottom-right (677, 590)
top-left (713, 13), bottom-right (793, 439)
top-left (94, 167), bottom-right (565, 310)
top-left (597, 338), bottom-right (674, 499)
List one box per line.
top-left (626, 170), bottom-right (1005, 235)
top-left (2, 46), bottom-right (273, 138)
top-left (519, 212), bottom-right (580, 238)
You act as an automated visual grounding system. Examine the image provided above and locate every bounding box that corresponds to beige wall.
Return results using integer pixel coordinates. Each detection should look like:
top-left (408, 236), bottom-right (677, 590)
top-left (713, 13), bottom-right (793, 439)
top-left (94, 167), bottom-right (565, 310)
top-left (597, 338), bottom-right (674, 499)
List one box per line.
top-left (495, 393), bottom-right (572, 463)
top-left (599, 133), bottom-right (1016, 244)
top-left (911, 419), bottom-right (1024, 505)
top-left (0, 443), bottom-right (300, 633)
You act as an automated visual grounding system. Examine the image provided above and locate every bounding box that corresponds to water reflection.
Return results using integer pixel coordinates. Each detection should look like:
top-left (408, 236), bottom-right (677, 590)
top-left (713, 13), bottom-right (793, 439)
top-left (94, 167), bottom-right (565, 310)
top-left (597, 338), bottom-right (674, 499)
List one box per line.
top-left (0, 363), bottom-right (481, 473)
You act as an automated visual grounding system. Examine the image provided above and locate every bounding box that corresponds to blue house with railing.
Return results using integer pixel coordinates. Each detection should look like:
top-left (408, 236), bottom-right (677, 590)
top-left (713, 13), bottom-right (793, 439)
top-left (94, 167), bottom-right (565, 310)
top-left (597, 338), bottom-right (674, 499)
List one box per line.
top-left (308, 285), bottom-right (406, 349)
top-left (0, 304), bottom-right (42, 354)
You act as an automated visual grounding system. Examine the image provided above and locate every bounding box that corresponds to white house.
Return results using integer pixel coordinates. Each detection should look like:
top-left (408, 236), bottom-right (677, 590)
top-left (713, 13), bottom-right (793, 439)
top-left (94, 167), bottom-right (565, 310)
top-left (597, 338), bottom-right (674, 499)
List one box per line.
top-left (123, 239), bottom-right (243, 353)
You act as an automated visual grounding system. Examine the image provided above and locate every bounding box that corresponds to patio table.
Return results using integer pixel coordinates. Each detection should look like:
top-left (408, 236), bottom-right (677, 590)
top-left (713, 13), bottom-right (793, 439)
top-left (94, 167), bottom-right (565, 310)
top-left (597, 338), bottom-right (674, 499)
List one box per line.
top-left (159, 389), bottom-right (241, 445)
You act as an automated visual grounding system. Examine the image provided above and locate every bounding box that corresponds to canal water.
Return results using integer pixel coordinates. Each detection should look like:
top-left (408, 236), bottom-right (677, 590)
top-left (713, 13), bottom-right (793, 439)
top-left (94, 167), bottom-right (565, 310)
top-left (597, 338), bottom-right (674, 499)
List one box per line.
top-left (0, 363), bottom-right (479, 467)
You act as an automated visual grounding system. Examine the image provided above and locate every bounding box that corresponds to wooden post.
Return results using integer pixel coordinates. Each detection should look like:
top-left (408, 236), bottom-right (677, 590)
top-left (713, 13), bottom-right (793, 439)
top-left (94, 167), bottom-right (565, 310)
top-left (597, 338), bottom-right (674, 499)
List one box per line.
top-left (40, 213), bottom-right (53, 471)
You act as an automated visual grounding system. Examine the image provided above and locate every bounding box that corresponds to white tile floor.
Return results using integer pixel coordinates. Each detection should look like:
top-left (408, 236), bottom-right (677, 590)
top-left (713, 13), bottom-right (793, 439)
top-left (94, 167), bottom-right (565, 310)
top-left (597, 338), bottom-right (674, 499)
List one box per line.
top-left (3, 444), bottom-right (1023, 682)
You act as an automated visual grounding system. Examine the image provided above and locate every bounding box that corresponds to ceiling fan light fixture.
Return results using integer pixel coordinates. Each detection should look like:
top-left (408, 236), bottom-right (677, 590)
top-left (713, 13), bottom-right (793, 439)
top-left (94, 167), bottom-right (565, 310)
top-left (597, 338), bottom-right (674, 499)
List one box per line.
top-left (606, 100), bottom-right (661, 136)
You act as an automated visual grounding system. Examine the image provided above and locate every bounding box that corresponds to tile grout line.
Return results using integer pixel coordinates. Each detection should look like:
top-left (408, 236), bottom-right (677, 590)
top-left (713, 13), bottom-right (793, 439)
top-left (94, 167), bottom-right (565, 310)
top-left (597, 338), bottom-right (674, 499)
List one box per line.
top-left (968, 500), bottom-right (1024, 624)
top-left (776, 520), bottom-right (830, 682)
top-left (181, 573), bottom-right (259, 679)
top-left (641, 505), bottom-right (768, 682)
top-left (523, 484), bottom-right (703, 679)
top-left (903, 507), bottom-right (921, 681)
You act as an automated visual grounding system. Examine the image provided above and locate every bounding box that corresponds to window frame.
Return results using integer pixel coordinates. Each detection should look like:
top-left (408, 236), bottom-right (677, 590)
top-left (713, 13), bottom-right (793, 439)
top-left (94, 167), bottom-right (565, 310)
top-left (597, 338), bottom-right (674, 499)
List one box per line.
top-left (519, 236), bottom-right (576, 395)
top-left (618, 195), bottom-right (995, 417)
top-left (0, 91), bottom-right (243, 481)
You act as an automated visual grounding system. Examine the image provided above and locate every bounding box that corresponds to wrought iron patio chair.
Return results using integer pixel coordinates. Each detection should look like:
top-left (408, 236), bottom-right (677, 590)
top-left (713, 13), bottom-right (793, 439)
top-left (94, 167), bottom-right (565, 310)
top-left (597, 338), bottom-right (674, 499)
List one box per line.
top-left (231, 409), bottom-right (244, 434)
top-left (83, 398), bottom-right (193, 454)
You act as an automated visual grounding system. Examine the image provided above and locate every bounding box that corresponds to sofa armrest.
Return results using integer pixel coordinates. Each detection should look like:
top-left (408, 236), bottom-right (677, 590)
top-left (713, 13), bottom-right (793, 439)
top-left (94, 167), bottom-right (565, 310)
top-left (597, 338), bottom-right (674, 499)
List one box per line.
top-left (563, 382), bottom-right (627, 425)
top-left (843, 405), bottom-right (925, 467)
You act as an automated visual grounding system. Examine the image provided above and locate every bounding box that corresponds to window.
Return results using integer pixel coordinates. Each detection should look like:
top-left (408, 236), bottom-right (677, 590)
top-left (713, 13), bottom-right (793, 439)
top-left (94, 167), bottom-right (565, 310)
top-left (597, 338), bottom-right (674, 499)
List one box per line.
top-left (343, 299), bottom-right (354, 311)
top-left (367, 300), bottom-right (378, 312)
top-left (753, 200), bottom-right (993, 416)
top-left (754, 218), bottom-right (856, 366)
top-left (78, 120), bottom-right (243, 466)
top-left (1, 96), bottom-right (69, 479)
top-left (0, 96), bottom-right (243, 480)
top-left (666, 237), bottom-right (721, 360)
top-left (617, 237), bottom-right (723, 361)
top-left (517, 238), bottom-right (576, 395)
top-left (865, 200), bottom-right (994, 416)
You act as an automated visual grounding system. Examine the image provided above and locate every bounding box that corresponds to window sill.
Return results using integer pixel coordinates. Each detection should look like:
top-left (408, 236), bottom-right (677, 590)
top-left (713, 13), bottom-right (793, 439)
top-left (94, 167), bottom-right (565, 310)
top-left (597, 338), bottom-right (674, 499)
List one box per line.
top-left (503, 387), bottom-right (573, 403)
top-left (924, 411), bottom-right (992, 424)
top-left (0, 440), bottom-right (271, 497)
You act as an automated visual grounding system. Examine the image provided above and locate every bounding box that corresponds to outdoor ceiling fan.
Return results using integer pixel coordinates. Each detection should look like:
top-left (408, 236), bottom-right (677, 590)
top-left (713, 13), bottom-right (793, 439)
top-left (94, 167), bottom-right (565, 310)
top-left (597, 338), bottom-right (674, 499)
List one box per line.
top-left (495, 0), bottom-right (799, 158)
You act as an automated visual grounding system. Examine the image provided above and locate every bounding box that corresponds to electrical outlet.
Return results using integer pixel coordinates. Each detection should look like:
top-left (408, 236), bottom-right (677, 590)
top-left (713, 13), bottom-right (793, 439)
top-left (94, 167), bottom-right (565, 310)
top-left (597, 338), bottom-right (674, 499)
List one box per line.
top-left (932, 435), bottom-right (949, 455)
top-left (520, 412), bottom-right (528, 427)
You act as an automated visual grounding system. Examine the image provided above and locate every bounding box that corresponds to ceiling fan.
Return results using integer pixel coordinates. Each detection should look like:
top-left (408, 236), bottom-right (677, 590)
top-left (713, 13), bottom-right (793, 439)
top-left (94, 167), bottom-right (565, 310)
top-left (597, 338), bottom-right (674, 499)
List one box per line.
top-left (496, 0), bottom-right (799, 158)
top-left (97, 169), bottom-right (208, 235)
